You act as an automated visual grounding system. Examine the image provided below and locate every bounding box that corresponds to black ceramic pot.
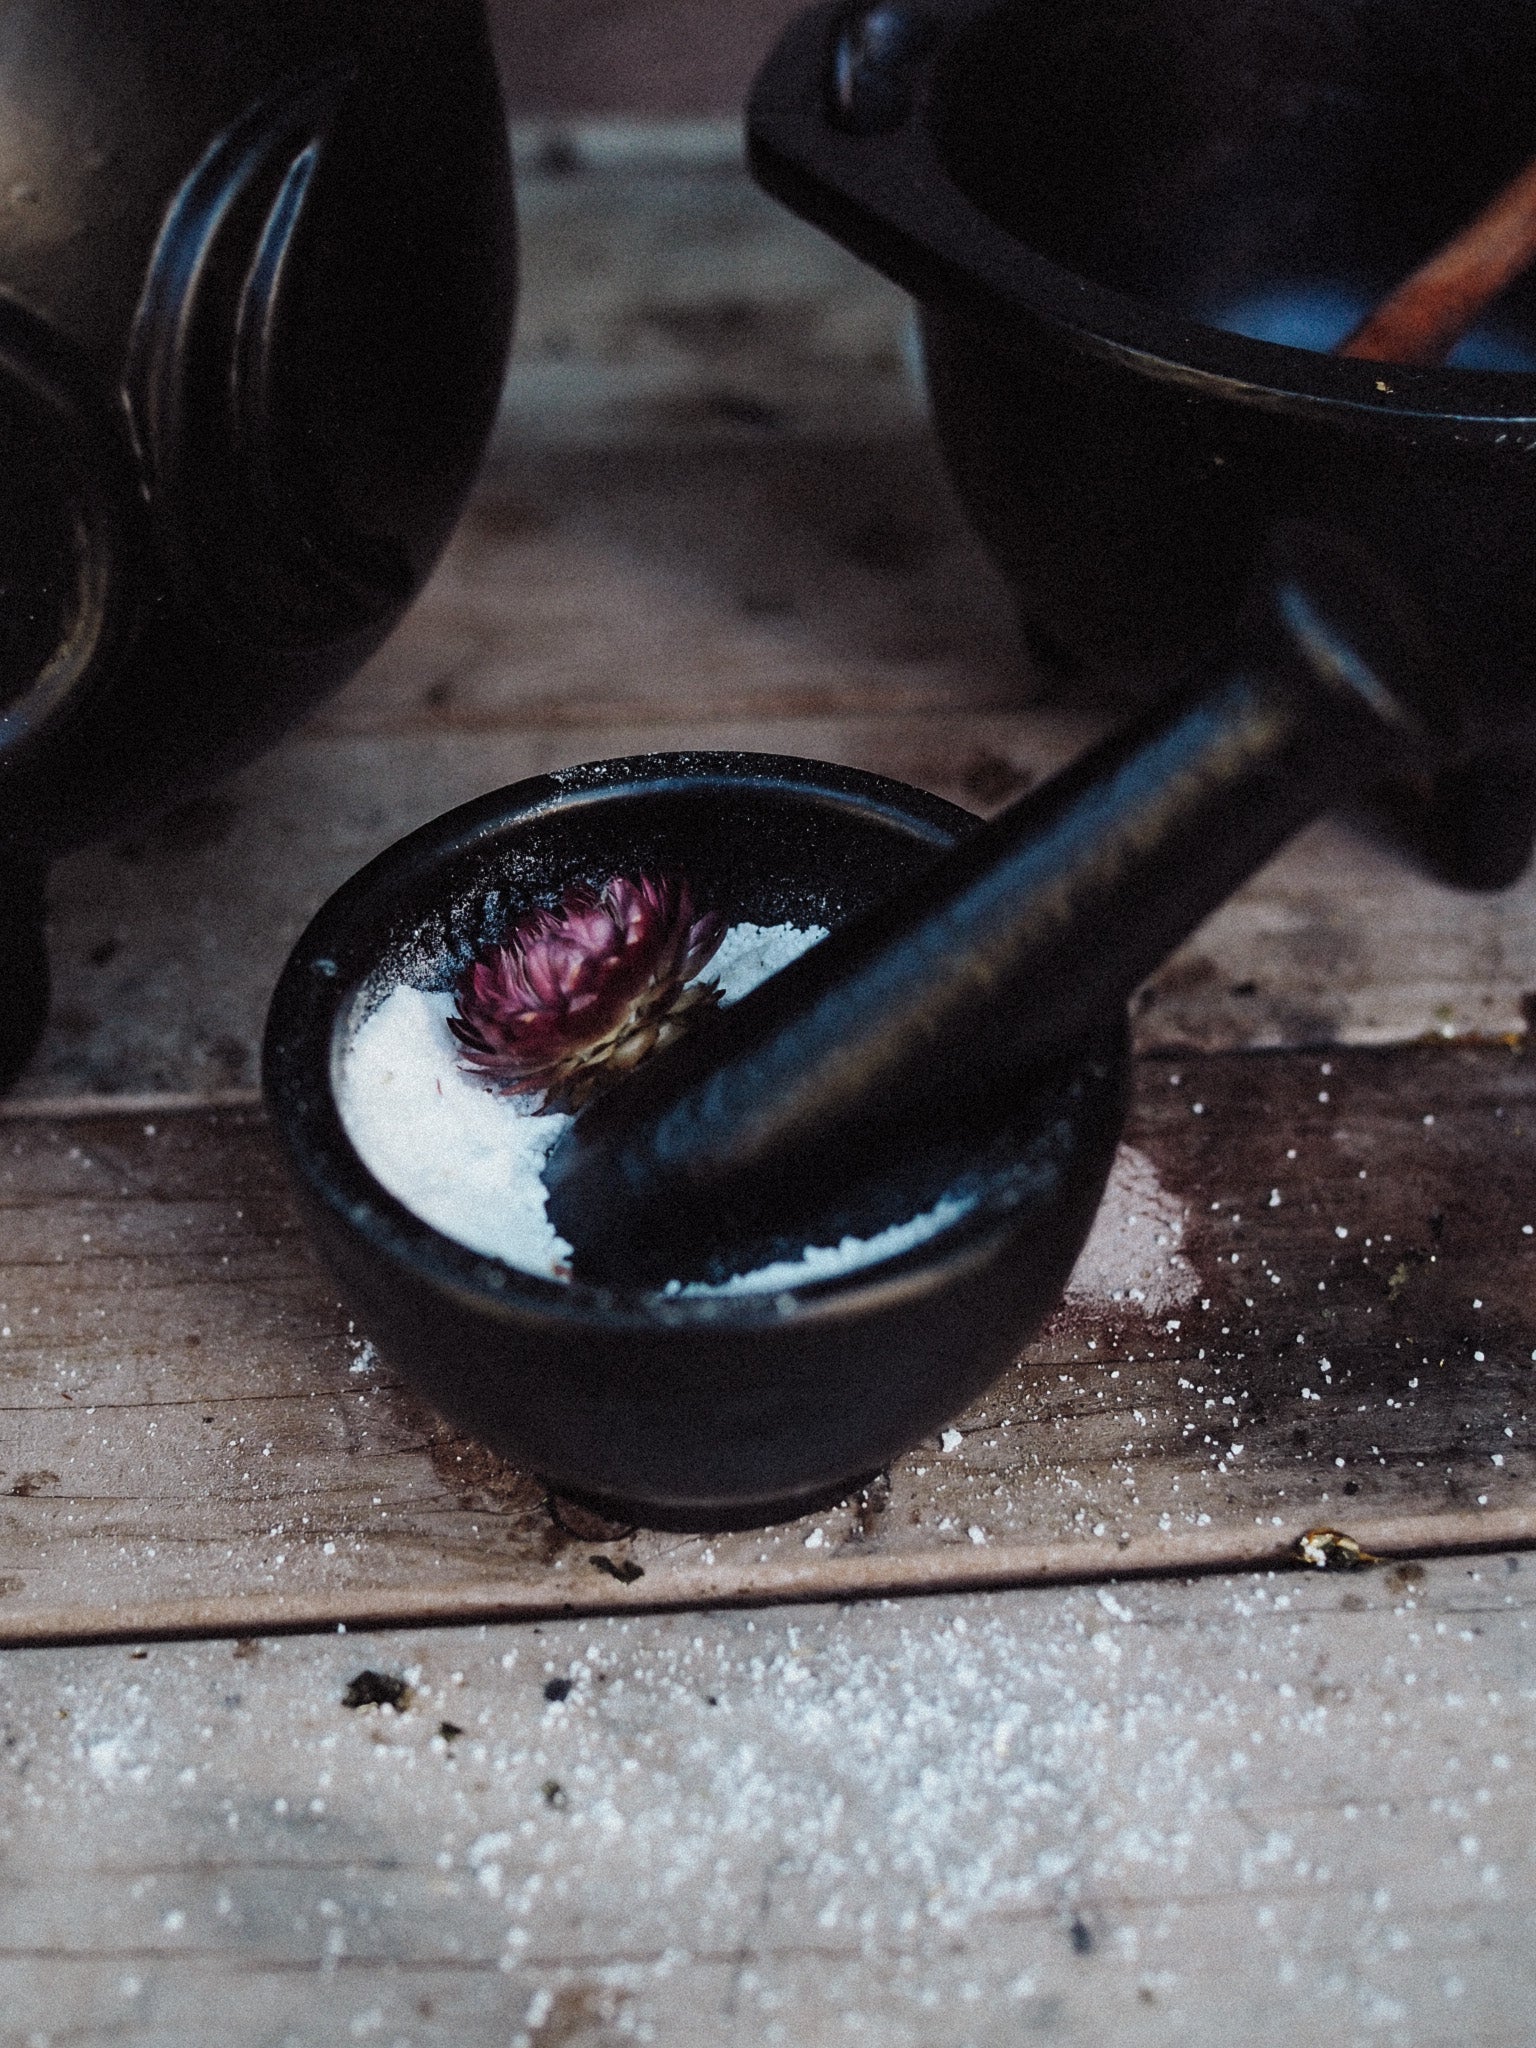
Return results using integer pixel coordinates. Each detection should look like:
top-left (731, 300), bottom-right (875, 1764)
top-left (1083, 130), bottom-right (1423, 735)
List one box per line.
top-left (0, 0), bottom-right (515, 1083)
top-left (748, 0), bottom-right (1536, 889)
top-left (262, 755), bottom-right (1127, 1530)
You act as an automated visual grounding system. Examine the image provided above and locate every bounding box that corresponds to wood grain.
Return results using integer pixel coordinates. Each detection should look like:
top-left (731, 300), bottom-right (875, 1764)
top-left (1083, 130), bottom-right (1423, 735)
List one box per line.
top-left (502, 119), bottom-right (923, 447)
top-left (19, 438), bottom-right (1536, 1099)
top-left (14, 128), bottom-right (1536, 1101)
top-left (6, 109), bottom-right (1534, 2038)
top-left (1, 1554), bottom-right (1531, 2045)
top-left (0, 1045), bottom-right (1529, 1647)
top-left (4, 118), bottom-right (1534, 1635)
top-left (491, 2), bottom-right (807, 118)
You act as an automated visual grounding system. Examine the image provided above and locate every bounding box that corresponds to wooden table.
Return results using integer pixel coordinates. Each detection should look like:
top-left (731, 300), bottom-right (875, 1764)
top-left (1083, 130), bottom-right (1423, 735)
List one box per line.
top-left (2, 117), bottom-right (1534, 2047)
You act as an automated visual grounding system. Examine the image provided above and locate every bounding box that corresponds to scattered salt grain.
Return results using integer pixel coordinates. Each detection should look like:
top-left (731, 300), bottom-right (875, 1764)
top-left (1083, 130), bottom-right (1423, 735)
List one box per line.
top-left (336, 920), bottom-right (974, 1293)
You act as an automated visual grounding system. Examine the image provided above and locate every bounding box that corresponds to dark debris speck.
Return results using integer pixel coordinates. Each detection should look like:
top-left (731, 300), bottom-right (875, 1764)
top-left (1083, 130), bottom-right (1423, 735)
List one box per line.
top-left (342, 1669), bottom-right (412, 1712)
top-left (543, 1677), bottom-right (574, 1703)
top-left (588, 1553), bottom-right (644, 1584)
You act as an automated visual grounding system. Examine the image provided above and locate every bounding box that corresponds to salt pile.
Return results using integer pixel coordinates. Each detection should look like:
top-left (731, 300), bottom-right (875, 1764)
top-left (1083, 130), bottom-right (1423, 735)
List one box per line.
top-left (336, 921), bottom-right (973, 1292)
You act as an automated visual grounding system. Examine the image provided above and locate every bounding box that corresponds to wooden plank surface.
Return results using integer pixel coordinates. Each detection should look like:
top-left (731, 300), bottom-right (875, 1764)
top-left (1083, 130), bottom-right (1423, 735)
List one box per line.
top-left (21, 440), bottom-right (1536, 1101)
top-left (501, 119), bottom-right (924, 447)
top-left (491, 2), bottom-right (806, 118)
top-left (4, 97), bottom-right (1535, 2048)
top-left (17, 128), bottom-right (1536, 1101)
top-left (1, 1554), bottom-right (1531, 2046)
top-left (0, 1044), bottom-right (1530, 1646)
top-left (8, 124), bottom-right (1536, 1635)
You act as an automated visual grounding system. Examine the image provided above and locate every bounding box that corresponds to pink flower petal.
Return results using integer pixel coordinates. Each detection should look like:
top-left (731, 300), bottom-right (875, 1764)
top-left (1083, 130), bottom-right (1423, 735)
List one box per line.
top-left (451, 871), bottom-right (727, 1102)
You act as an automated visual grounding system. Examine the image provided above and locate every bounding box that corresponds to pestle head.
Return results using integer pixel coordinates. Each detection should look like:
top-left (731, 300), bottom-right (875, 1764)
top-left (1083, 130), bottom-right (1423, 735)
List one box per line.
top-left (545, 527), bottom-right (1450, 1289)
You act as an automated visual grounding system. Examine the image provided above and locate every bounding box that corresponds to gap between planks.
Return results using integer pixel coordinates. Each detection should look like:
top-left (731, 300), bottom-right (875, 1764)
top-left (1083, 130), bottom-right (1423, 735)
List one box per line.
top-left (2, 1507), bottom-right (1533, 1653)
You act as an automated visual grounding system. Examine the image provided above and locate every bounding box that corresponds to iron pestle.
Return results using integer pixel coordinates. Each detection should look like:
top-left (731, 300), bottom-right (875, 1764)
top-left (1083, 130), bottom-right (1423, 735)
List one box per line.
top-left (544, 529), bottom-right (1451, 1288)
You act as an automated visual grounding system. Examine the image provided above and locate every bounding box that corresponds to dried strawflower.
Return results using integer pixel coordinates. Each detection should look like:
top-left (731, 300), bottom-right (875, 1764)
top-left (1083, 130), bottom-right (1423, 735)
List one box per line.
top-left (449, 873), bottom-right (726, 1110)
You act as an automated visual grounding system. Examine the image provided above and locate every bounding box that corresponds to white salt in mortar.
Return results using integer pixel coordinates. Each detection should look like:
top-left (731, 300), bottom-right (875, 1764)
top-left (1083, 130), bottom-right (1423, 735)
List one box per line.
top-left (336, 921), bottom-right (973, 1293)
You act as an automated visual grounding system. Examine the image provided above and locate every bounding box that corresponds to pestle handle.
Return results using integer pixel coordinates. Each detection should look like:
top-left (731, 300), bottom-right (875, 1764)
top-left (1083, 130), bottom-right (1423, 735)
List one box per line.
top-left (545, 530), bottom-right (1449, 1288)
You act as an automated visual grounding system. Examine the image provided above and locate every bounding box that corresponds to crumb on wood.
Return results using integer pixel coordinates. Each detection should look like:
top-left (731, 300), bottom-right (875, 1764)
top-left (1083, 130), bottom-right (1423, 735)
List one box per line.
top-left (588, 1553), bottom-right (644, 1584)
top-left (1295, 1527), bottom-right (1379, 1570)
top-left (342, 1669), bottom-right (413, 1711)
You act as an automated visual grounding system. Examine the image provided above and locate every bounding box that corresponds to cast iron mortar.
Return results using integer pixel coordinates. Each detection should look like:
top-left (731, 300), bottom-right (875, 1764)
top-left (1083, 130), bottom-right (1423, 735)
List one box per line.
top-left (267, 532), bottom-right (1447, 1524)
top-left (263, 754), bottom-right (1128, 1530)
top-left (0, 0), bottom-right (515, 1086)
top-left (748, 0), bottom-right (1536, 890)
